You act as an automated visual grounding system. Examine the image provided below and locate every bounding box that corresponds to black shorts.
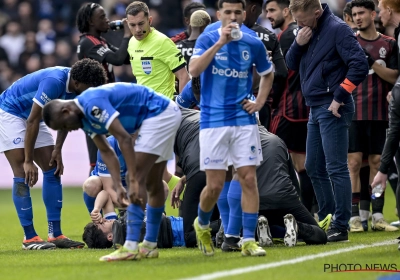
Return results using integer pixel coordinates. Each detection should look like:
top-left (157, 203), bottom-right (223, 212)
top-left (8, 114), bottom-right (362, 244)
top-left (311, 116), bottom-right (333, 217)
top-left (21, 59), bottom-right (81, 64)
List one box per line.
top-left (258, 103), bottom-right (271, 131)
top-left (85, 134), bottom-right (98, 167)
top-left (270, 116), bottom-right (307, 153)
top-left (348, 120), bottom-right (388, 155)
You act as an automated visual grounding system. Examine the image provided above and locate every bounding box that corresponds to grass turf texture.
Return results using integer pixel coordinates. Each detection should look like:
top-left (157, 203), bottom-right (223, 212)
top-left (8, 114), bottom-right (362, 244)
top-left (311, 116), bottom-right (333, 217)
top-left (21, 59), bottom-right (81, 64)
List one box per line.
top-left (0, 187), bottom-right (399, 280)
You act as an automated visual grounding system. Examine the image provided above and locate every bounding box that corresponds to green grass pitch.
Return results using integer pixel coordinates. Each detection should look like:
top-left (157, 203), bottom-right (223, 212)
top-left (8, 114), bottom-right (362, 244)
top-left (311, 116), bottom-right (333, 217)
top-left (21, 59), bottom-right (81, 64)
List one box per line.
top-left (0, 187), bottom-right (399, 280)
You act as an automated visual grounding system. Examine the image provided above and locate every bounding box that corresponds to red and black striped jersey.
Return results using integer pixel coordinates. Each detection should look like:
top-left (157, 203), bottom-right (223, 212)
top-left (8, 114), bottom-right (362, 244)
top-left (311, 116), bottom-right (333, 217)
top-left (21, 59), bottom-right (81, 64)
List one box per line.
top-left (274, 22), bottom-right (308, 121)
top-left (77, 34), bottom-right (117, 83)
top-left (353, 34), bottom-right (398, 121)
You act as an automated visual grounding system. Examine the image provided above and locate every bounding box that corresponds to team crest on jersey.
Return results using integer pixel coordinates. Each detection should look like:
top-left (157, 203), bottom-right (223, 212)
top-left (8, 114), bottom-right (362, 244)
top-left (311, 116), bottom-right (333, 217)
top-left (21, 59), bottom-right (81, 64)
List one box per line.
top-left (91, 106), bottom-right (102, 119)
top-left (141, 60), bottom-right (152, 74)
top-left (242, 50), bottom-right (250, 61)
top-left (379, 47), bottom-right (387, 58)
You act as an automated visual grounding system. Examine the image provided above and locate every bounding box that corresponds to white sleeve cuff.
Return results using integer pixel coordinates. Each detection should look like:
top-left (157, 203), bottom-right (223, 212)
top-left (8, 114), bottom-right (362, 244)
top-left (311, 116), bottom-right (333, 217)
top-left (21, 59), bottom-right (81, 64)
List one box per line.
top-left (105, 111), bottom-right (120, 130)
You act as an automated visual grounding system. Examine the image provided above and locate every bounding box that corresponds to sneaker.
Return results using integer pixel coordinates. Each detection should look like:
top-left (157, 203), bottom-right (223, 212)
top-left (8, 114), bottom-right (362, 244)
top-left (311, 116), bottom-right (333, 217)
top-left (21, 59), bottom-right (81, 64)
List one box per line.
top-left (221, 236), bottom-right (242, 252)
top-left (99, 245), bottom-right (140, 262)
top-left (372, 218), bottom-right (399, 232)
top-left (349, 217), bottom-right (364, 232)
top-left (194, 217), bottom-right (214, 256)
top-left (390, 221), bottom-right (400, 228)
top-left (48, 235), bottom-right (85, 249)
top-left (241, 240), bottom-right (266, 257)
top-left (283, 214), bottom-right (298, 247)
top-left (361, 220), bottom-right (368, 231)
top-left (327, 226), bottom-right (349, 242)
top-left (23, 236), bottom-right (56, 250)
top-left (257, 215), bottom-right (273, 247)
top-left (138, 243), bottom-right (159, 258)
top-left (215, 223), bottom-right (224, 248)
top-left (318, 214), bottom-right (332, 232)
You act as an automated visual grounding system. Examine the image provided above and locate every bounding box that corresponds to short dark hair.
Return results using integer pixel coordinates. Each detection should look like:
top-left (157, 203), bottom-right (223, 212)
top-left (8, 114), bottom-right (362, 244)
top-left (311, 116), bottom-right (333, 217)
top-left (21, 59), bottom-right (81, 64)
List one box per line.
top-left (265, 0), bottom-right (290, 9)
top-left (76, 3), bottom-right (101, 33)
top-left (350, 0), bottom-right (376, 12)
top-left (82, 222), bottom-right (113, 249)
top-left (218, 0), bottom-right (246, 10)
top-left (71, 58), bottom-right (107, 87)
top-left (246, 0), bottom-right (264, 7)
top-left (42, 100), bottom-right (57, 128)
top-left (126, 1), bottom-right (149, 17)
top-left (343, 2), bottom-right (353, 17)
top-left (183, 2), bottom-right (206, 18)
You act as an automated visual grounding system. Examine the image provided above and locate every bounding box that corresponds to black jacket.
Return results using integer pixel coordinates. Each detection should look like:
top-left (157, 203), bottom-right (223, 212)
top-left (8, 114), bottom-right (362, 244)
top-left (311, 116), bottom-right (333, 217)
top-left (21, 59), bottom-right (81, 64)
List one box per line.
top-left (380, 77), bottom-right (400, 174)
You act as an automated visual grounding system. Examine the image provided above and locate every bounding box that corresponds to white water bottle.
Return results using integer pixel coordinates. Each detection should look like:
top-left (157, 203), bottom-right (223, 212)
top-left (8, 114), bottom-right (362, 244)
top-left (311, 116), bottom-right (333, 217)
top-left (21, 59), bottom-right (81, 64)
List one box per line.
top-left (371, 184), bottom-right (383, 199)
top-left (231, 20), bottom-right (240, 39)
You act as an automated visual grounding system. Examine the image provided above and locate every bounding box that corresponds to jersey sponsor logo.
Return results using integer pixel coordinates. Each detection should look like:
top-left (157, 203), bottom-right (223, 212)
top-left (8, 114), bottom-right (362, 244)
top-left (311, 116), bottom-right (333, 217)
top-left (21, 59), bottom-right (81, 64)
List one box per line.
top-left (97, 161), bottom-right (107, 171)
top-left (40, 92), bottom-right (51, 104)
top-left (141, 60), bottom-right (152, 74)
top-left (204, 157), bottom-right (223, 165)
top-left (13, 137), bottom-right (23, 144)
top-left (193, 48), bottom-right (202, 55)
top-left (369, 59), bottom-right (386, 75)
top-left (379, 47), bottom-right (387, 58)
top-left (242, 50), bottom-right (250, 61)
top-left (255, 32), bottom-right (269, 42)
top-left (212, 66), bottom-right (248, 78)
top-left (96, 46), bottom-right (109, 57)
top-left (179, 47), bottom-right (193, 57)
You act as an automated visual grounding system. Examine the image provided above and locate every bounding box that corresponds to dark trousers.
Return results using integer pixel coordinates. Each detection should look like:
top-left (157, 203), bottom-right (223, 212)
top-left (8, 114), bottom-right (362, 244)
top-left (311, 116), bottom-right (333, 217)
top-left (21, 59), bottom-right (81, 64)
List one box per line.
top-left (259, 201), bottom-right (327, 245)
top-left (182, 172), bottom-right (220, 247)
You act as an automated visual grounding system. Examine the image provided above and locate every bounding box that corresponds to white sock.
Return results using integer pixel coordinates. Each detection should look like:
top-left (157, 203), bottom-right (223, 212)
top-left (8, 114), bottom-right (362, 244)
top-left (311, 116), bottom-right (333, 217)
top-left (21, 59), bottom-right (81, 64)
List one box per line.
top-left (372, 212), bottom-right (384, 222)
top-left (123, 240), bottom-right (138, 251)
top-left (359, 210), bottom-right (370, 222)
top-left (225, 234), bottom-right (240, 238)
top-left (143, 240), bottom-right (157, 248)
top-left (242, 238), bottom-right (255, 243)
top-left (198, 220), bottom-right (210, 230)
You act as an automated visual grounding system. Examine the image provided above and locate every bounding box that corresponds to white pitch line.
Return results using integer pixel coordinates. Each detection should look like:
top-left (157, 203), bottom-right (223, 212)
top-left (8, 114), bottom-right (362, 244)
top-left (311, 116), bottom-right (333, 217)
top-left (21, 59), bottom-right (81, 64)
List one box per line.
top-left (179, 240), bottom-right (397, 280)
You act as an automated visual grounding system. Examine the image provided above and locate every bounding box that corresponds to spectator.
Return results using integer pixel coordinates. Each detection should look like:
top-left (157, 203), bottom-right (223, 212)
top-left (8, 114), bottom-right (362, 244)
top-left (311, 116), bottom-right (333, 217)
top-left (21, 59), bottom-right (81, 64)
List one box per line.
top-left (18, 1), bottom-right (37, 33)
top-left (36, 19), bottom-right (56, 55)
top-left (0, 21), bottom-right (25, 67)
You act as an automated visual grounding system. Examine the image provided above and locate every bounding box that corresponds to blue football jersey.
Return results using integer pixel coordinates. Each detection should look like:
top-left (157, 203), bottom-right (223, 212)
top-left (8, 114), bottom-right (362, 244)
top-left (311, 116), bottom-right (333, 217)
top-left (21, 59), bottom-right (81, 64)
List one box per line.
top-left (176, 80), bottom-right (199, 109)
top-left (92, 136), bottom-right (127, 185)
top-left (192, 29), bottom-right (273, 129)
top-left (75, 82), bottom-right (171, 137)
top-left (0, 67), bottom-right (74, 119)
top-left (204, 21), bottom-right (257, 37)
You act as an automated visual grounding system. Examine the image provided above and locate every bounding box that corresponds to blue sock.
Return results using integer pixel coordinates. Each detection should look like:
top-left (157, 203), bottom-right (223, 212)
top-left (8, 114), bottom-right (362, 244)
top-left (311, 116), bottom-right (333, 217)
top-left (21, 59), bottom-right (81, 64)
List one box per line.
top-left (83, 192), bottom-right (96, 214)
top-left (226, 180), bottom-right (242, 236)
top-left (242, 212), bottom-right (258, 240)
top-left (43, 168), bottom-right (62, 237)
top-left (198, 205), bottom-right (214, 226)
top-left (217, 181), bottom-right (230, 230)
top-left (126, 203), bottom-right (144, 242)
top-left (144, 204), bottom-right (165, 243)
top-left (12, 178), bottom-right (37, 239)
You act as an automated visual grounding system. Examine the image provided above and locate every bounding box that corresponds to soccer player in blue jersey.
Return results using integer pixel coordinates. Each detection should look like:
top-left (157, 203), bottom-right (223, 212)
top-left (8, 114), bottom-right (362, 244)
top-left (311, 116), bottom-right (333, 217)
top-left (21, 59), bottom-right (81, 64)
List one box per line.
top-left (189, 0), bottom-right (274, 257)
top-left (42, 82), bottom-right (181, 261)
top-left (176, 80), bottom-right (200, 109)
top-left (82, 135), bottom-right (128, 214)
top-left (0, 58), bottom-right (107, 250)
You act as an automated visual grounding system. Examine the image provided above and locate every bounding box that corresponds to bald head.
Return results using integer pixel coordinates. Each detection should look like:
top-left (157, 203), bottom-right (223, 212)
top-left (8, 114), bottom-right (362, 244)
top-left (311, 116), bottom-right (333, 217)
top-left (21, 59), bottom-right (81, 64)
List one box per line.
top-left (43, 100), bottom-right (83, 131)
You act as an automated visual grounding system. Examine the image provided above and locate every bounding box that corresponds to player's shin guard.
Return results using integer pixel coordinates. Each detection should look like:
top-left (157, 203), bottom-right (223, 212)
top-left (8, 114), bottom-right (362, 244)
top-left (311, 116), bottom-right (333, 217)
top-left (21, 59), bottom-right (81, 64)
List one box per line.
top-left (144, 204), bottom-right (165, 244)
top-left (43, 168), bottom-right (62, 238)
top-left (13, 177), bottom-right (37, 239)
top-left (127, 203), bottom-right (144, 242)
top-left (226, 180), bottom-right (242, 237)
top-left (217, 182), bottom-right (230, 231)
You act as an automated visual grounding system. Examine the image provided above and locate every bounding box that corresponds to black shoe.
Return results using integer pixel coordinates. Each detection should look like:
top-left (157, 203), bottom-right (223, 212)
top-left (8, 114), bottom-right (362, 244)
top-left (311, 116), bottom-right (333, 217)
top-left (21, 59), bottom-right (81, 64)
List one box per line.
top-left (48, 235), bottom-right (85, 249)
top-left (215, 223), bottom-right (224, 248)
top-left (327, 226), bottom-right (349, 242)
top-left (221, 236), bottom-right (241, 252)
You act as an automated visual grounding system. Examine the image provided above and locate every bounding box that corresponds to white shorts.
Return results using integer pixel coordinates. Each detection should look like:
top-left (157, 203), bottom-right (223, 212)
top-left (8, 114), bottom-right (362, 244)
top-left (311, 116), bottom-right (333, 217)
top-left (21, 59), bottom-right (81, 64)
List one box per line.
top-left (135, 101), bottom-right (181, 163)
top-left (199, 124), bottom-right (262, 171)
top-left (0, 109), bottom-right (54, 153)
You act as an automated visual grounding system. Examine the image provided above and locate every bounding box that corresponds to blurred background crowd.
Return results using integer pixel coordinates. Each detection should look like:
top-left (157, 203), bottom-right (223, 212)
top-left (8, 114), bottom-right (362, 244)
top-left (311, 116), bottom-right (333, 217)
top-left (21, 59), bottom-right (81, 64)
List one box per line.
top-left (0, 0), bottom-right (392, 93)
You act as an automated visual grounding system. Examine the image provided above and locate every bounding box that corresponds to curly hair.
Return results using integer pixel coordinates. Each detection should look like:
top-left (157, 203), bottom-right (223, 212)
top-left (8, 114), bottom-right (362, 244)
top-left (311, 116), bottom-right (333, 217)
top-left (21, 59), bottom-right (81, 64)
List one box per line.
top-left (76, 3), bottom-right (101, 33)
top-left (70, 58), bottom-right (107, 87)
top-left (82, 222), bottom-right (113, 249)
